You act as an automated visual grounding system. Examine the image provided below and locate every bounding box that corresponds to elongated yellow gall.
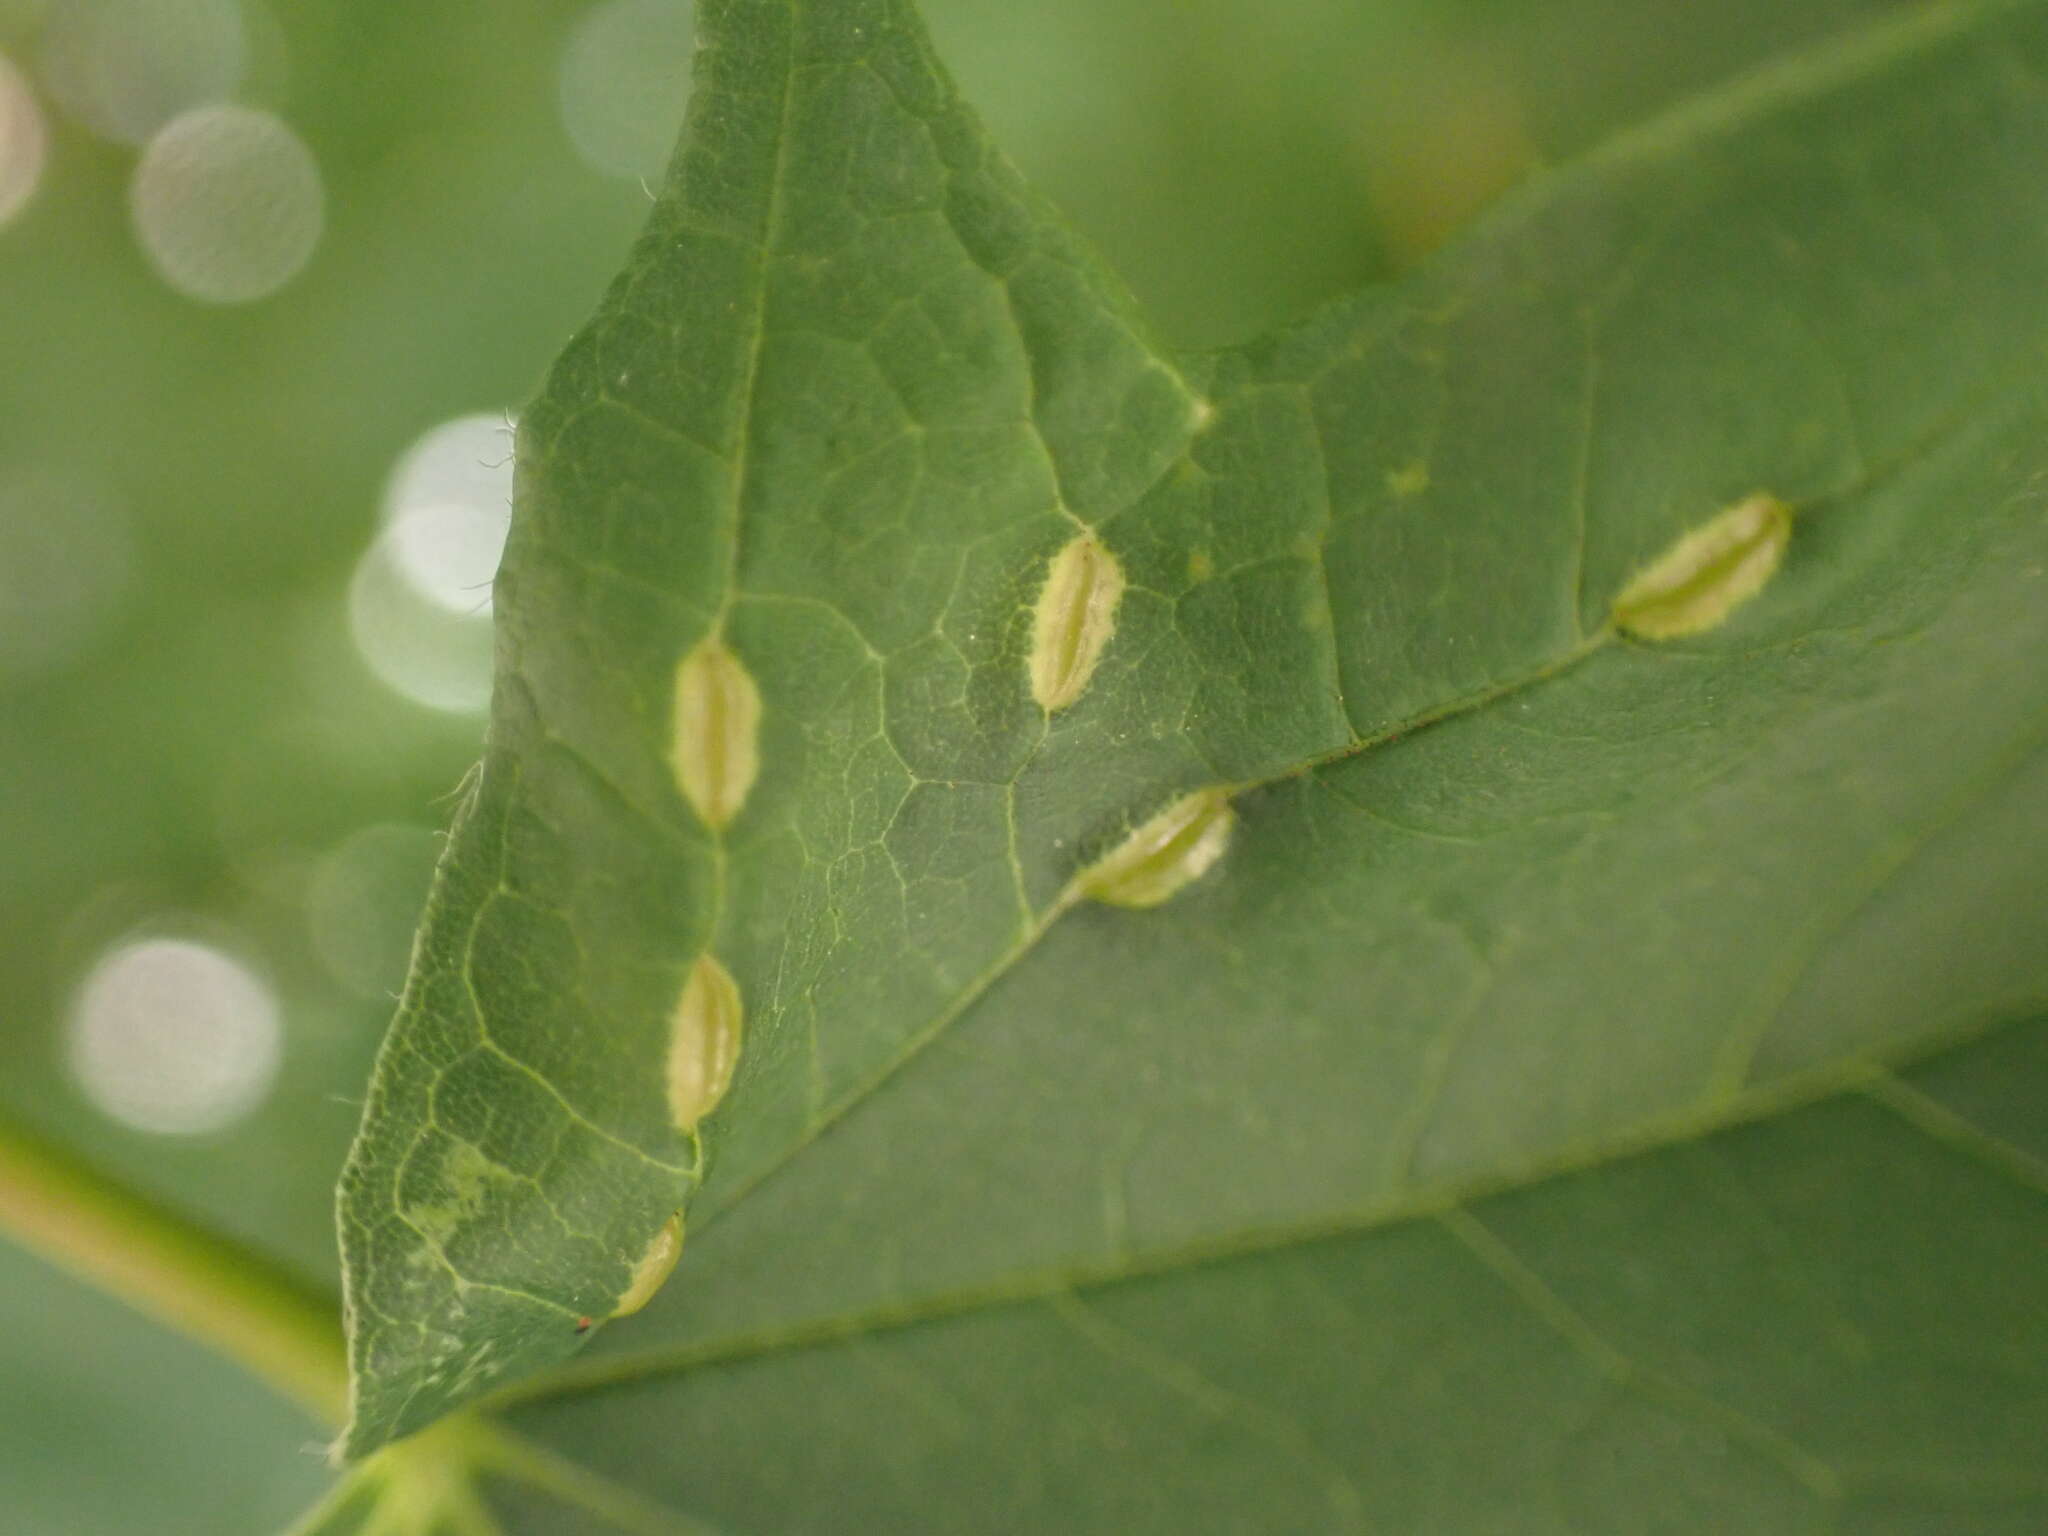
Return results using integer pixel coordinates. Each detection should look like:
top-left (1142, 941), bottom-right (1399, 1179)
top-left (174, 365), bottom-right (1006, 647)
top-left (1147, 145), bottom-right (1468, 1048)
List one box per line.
top-left (1613, 493), bottom-right (1792, 640)
top-left (671, 634), bottom-right (761, 828)
top-left (1029, 531), bottom-right (1126, 712)
top-left (1080, 788), bottom-right (1235, 909)
top-left (608, 1213), bottom-right (683, 1320)
top-left (666, 953), bottom-right (742, 1130)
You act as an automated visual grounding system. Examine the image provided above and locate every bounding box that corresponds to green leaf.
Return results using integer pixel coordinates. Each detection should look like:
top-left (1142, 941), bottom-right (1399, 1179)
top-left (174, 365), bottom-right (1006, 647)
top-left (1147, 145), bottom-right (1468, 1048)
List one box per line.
top-left (337, 1), bottom-right (2048, 1519)
top-left (507, 1019), bottom-right (2048, 1532)
top-left (338, 0), bottom-right (1223, 1453)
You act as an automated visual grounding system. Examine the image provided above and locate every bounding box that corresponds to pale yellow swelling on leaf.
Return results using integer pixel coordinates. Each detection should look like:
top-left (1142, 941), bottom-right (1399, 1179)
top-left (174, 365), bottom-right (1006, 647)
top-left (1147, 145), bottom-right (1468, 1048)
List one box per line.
top-left (1080, 788), bottom-right (1235, 908)
top-left (1613, 492), bottom-right (1793, 639)
top-left (1029, 531), bottom-right (1126, 711)
top-left (608, 1214), bottom-right (684, 1320)
top-left (671, 635), bottom-right (761, 827)
top-left (666, 953), bottom-right (742, 1131)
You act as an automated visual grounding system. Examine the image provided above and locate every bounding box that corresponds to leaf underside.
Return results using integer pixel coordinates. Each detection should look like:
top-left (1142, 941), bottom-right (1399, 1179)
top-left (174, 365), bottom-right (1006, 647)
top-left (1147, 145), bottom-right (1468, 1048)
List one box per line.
top-left (334, 0), bottom-right (2048, 1524)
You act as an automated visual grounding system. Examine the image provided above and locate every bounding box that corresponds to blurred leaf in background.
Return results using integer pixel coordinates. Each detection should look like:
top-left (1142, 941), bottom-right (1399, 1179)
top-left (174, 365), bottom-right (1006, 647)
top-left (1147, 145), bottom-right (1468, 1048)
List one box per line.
top-left (5, 0), bottom-right (2027, 1531)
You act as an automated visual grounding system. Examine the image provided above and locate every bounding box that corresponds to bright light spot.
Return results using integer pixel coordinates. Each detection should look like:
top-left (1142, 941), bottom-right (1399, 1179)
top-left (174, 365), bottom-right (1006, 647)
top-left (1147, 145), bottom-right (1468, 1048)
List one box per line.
top-left (0, 50), bottom-right (49, 228)
top-left (559, 0), bottom-right (696, 182)
top-left (67, 937), bottom-right (282, 1135)
top-left (0, 471), bottom-right (132, 682)
top-left (306, 824), bottom-right (440, 1001)
top-left (39, 0), bottom-right (246, 146)
top-left (130, 103), bottom-right (323, 304)
top-left (348, 533), bottom-right (494, 714)
top-left (382, 415), bottom-right (515, 614)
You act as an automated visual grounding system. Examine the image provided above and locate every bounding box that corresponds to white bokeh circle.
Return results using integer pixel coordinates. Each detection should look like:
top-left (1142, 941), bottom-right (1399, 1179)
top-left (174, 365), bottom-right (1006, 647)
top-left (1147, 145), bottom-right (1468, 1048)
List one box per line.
top-left (130, 102), bottom-right (324, 303)
top-left (67, 936), bottom-right (282, 1135)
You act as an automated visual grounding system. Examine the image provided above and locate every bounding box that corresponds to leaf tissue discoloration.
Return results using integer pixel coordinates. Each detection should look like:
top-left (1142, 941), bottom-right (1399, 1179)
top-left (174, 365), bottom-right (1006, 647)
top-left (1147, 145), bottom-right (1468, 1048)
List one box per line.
top-left (667, 954), bottom-right (742, 1131)
top-left (1080, 789), bottom-right (1235, 908)
top-left (1614, 492), bottom-right (1792, 639)
top-left (1030, 532), bottom-right (1127, 712)
top-left (672, 635), bottom-right (761, 828)
top-left (609, 1214), bottom-right (684, 1321)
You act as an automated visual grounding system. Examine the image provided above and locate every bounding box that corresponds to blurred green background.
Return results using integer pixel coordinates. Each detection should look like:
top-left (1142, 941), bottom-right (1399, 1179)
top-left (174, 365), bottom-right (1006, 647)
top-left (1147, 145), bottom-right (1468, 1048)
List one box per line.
top-left (0, 0), bottom-right (1903, 1523)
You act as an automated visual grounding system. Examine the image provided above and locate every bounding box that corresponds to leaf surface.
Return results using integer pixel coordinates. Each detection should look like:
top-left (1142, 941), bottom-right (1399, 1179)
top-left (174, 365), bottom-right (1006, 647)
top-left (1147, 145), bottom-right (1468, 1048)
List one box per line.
top-left (337, 0), bottom-right (2048, 1513)
top-left (510, 1018), bottom-right (2048, 1533)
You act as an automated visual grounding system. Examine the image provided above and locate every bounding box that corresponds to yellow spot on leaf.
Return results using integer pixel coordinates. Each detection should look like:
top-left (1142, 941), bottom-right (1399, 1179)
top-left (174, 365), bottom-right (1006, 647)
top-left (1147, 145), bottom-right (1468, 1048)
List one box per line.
top-left (1029, 531), bottom-right (1126, 712)
top-left (666, 952), bottom-right (742, 1130)
top-left (609, 1213), bottom-right (683, 1320)
top-left (1614, 492), bottom-right (1792, 640)
top-left (1081, 788), bottom-right (1235, 909)
top-left (671, 634), bottom-right (761, 828)
top-left (1387, 460), bottom-right (1431, 498)
top-left (403, 1141), bottom-right (516, 1241)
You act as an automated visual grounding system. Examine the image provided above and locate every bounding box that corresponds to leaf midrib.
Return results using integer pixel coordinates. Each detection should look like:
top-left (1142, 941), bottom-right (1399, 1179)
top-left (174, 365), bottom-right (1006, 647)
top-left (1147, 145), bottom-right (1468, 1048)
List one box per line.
top-left (694, 626), bottom-right (1618, 1235)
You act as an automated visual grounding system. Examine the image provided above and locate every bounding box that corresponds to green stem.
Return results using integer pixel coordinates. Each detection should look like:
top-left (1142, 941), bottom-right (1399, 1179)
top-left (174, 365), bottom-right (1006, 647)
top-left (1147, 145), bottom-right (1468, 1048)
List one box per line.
top-left (0, 1117), bottom-right (347, 1426)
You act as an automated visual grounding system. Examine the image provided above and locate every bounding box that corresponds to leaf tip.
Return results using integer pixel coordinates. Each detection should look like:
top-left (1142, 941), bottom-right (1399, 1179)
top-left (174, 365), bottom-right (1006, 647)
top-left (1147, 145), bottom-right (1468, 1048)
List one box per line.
top-left (1613, 492), bottom-right (1793, 640)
